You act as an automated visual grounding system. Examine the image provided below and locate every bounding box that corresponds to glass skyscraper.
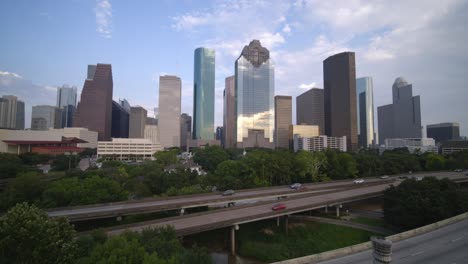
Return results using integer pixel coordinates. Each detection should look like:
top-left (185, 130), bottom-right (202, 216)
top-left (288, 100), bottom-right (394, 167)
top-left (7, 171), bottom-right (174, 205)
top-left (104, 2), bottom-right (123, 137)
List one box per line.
top-left (193, 47), bottom-right (215, 140)
top-left (235, 40), bottom-right (275, 147)
top-left (356, 77), bottom-right (375, 147)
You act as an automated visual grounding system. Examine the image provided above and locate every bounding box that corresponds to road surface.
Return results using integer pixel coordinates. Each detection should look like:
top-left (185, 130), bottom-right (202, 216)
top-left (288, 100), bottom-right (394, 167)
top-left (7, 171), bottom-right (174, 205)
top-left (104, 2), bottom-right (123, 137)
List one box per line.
top-left (320, 218), bottom-right (468, 264)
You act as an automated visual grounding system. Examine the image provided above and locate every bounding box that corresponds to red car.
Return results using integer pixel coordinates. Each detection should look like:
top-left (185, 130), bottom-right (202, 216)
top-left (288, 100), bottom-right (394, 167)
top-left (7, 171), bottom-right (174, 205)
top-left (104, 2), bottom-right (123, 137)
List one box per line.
top-left (272, 203), bottom-right (287, 211)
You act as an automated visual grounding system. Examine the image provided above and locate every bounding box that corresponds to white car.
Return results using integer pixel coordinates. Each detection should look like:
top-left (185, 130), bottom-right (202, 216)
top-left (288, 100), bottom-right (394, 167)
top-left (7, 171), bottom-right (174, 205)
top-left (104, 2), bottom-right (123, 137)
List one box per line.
top-left (290, 183), bottom-right (302, 189)
top-left (353, 179), bottom-right (365, 184)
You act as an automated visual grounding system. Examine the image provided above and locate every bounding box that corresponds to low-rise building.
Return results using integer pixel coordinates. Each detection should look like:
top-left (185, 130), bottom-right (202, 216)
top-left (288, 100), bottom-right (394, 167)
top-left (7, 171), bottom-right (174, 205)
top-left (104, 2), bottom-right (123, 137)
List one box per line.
top-left (381, 138), bottom-right (438, 153)
top-left (293, 135), bottom-right (347, 152)
top-left (289, 125), bottom-right (320, 149)
top-left (97, 138), bottom-right (163, 161)
top-left (440, 140), bottom-right (468, 155)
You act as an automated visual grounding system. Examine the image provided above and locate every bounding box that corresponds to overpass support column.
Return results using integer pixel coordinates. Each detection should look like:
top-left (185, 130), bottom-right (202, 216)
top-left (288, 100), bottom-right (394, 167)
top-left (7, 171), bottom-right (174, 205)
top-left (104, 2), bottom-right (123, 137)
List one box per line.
top-left (231, 225), bottom-right (239, 255)
top-left (325, 206), bottom-right (328, 214)
top-left (336, 205), bottom-right (340, 217)
top-left (180, 208), bottom-right (185, 216)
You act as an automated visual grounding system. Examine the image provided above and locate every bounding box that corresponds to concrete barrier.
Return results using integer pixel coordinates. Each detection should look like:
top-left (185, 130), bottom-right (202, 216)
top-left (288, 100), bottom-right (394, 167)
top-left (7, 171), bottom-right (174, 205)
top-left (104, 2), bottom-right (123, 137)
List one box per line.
top-left (271, 212), bottom-right (468, 264)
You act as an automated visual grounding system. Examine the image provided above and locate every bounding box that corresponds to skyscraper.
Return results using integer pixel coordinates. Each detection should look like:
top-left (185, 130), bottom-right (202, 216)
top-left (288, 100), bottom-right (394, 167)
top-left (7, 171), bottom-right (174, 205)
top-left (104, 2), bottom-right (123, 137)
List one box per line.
top-left (31, 105), bottom-right (61, 130)
top-left (193, 47), bottom-right (215, 140)
top-left (56, 85), bottom-right (77, 128)
top-left (427, 123), bottom-right (460, 143)
top-left (158, 75), bottom-right (181, 148)
top-left (356, 77), bottom-right (375, 147)
top-left (0, 95), bottom-right (17, 129)
top-left (15, 100), bottom-right (24, 130)
top-left (111, 100), bottom-right (129, 138)
top-left (216, 126), bottom-right (224, 147)
top-left (180, 113), bottom-right (192, 150)
top-left (129, 106), bottom-right (147, 138)
top-left (223, 76), bottom-right (236, 149)
top-left (235, 40), bottom-right (275, 148)
top-left (274, 96), bottom-right (292, 149)
top-left (323, 52), bottom-right (357, 151)
top-left (377, 77), bottom-right (422, 145)
top-left (73, 64), bottom-right (113, 141)
top-left (296, 88), bottom-right (325, 135)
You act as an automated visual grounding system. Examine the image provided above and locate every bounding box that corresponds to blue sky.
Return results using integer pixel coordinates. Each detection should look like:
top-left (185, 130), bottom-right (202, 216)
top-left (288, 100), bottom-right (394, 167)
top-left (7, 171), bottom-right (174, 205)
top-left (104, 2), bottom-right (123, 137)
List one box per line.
top-left (1, 0), bottom-right (467, 136)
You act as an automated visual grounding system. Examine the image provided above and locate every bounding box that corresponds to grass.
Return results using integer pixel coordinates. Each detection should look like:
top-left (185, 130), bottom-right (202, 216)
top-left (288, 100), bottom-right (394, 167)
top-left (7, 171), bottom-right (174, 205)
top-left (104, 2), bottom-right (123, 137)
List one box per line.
top-left (349, 216), bottom-right (385, 228)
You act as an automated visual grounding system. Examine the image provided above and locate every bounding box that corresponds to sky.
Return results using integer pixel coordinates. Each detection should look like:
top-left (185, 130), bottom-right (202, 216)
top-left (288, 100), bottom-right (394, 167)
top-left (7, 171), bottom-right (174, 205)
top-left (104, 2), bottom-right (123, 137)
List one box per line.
top-left (0, 0), bottom-right (467, 136)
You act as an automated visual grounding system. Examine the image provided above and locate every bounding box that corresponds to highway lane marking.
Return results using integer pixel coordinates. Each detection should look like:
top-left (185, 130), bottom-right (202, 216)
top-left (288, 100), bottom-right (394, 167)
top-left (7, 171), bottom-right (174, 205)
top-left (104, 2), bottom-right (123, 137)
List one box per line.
top-left (451, 236), bottom-right (463, 243)
top-left (411, 251), bottom-right (424, 257)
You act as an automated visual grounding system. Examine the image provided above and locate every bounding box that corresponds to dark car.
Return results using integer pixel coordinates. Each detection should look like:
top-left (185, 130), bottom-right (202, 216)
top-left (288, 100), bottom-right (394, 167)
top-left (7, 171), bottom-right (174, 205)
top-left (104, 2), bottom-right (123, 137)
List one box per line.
top-left (272, 203), bottom-right (287, 211)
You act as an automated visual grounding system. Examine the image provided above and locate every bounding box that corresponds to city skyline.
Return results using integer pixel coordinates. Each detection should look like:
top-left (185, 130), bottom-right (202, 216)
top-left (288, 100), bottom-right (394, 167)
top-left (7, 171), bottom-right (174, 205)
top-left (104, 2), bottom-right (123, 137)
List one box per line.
top-left (0, 1), bottom-right (467, 136)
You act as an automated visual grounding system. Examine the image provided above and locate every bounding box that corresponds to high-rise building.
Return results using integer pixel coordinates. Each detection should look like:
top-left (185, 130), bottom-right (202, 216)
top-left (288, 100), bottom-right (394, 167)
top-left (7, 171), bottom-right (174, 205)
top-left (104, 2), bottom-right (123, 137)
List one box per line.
top-left (0, 95), bottom-right (18, 129)
top-left (158, 75), bottom-right (181, 148)
top-left (274, 96), bottom-right (292, 149)
top-left (235, 40), bottom-right (275, 148)
top-left (180, 113), bottom-right (192, 150)
top-left (427, 122), bottom-right (460, 143)
top-left (129, 106), bottom-right (147, 138)
top-left (296, 88), bottom-right (324, 135)
top-left (31, 105), bottom-right (61, 130)
top-left (193, 47), bottom-right (215, 140)
top-left (119, 99), bottom-right (131, 113)
top-left (223, 76), bottom-right (236, 149)
top-left (111, 100), bottom-right (129, 138)
top-left (323, 52), bottom-right (358, 151)
top-left (356, 77), bottom-right (375, 147)
top-left (216, 126), bottom-right (224, 146)
top-left (15, 100), bottom-right (24, 130)
top-left (377, 77), bottom-right (422, 145)
top-left (73, 64), bottom-right (113, 141)
top-left (56, 85), bottom-right (77, 128)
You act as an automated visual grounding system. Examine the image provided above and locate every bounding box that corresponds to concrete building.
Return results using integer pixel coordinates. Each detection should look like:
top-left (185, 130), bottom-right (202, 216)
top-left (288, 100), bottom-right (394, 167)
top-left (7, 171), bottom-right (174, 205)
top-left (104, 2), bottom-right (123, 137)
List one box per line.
top-left (289, 125), bottom-right (320, 149)
top-left (356, 77), bottom-right (375, 147)
top-left (293, 135), bottom-right (347, 152)
top-left (440, 140), bottom-right (468, 155)
top-left (188, 139), bottom-right (221, 150)
top-left (216, 126), bottom-right (224, 146)
top-left (56, 85), bottom-right (77, 128)
top-left (119, 99), bottom-right (131, 113)
top-left (97, 138), bottom-right (162, 161)
top-left (73, 64), bottom-right (113, 141)
top-left (323, 52), bottom-right (358, 151)
top-left (378, 77), bottom-right (422, 145)
top-left (15, 100), bottom-right (25, 130)
top-left (144, 125), bottom-right (160, 144)
top-left (274, 95), bottom-right (292, 149)
top-left (236, 129), bottom-right (274, 149)
top-left (129, 106), bottom-right (147, 138)
top-left (223, 76), bottom-right (236, 149)
top-left (111, 100), bottom-right (129, 138)
top-left (193, 47), bottom-right (215, 140)
top-left (0, 95), bottom-right (22, 129)
top-left (235, 40), bottom-right (275, 148)
top-left (180, 113), bottom-right (192, 150)
top-left (296, 88), bottom-right (325, 135)
top-left (31, 105), bottom-right (61, 130)
top-left (158, 75), bottom-right (181, 148)
top-left (427, 123), bottom-right (460, 143)
top-left (146, 117), bottom-right (157, 126)
top-left (381, 138), bottom-right (437, 154)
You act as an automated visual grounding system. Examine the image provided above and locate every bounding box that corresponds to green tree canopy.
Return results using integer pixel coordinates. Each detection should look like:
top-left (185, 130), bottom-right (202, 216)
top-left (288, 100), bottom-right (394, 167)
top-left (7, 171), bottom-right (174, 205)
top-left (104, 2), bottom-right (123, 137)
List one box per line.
top-left (193, 145), bottom-right (230, 173)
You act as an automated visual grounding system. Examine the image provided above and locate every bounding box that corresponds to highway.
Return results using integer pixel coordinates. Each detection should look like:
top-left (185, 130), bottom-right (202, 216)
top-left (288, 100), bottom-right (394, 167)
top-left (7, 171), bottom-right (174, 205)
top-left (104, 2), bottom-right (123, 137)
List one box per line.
top-left (47, 171), bottom-right (467, 221)
top-left (320, 218), bottom-right (468, 264)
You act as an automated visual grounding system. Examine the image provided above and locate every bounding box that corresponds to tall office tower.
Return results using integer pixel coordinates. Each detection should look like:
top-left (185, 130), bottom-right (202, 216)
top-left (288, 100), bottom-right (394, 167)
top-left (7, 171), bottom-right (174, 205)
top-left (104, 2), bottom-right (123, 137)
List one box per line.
top-left (323, 52), bottom-right (358, 151)
top-left (0, 95), bottom-right (18, 129)
top-left (56, 85), bottom-right (77, 128)
top-left (296, 88), bottom-right (325, 135)
top-left (193, 47), bottom-right (215, 140)
top-left (180, 113), bottom-right (192, 150)
top-left (235, 40), bottom-right (275, 148)
top-left (274, 96), bottom-right (292, 149)
top-left (427, 123), bottom-right (460, 143)
top-left (73, 64), bottom-right (113, 141)
top-left (158, 75), bottom-right (181, 148)
top-left (356, 77), bottom-right (375, 147)
top-left (223, 76), bottom-right (236, 149)
top-left (119, 99), bottom-right (131, 113)
top-left (31, 105), bottom-right (61, 130)
top-left (15, 100), bottom-right (25, 130)
top-left (111, 100), bottom-right (129, 138)
top-left (129, 106), bottom-right (147, 138)
top-left (216, 126), bottom-right (224, 146)
top-left (377, 77), bottom-right (422, 145)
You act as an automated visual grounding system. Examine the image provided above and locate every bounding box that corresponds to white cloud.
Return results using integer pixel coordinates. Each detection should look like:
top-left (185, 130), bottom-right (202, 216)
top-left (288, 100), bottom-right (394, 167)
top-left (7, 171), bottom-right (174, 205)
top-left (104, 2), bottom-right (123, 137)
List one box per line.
top-left (171, 12), bottom-right (211, 31)
top-left (299, 82), bottom-right (316, 89)
top-left (282, 24), bottom-right (291, 33)
top-left (0, 71), bottom-right (22, 79)
top-left (95, 0), bottom-right (112, 38)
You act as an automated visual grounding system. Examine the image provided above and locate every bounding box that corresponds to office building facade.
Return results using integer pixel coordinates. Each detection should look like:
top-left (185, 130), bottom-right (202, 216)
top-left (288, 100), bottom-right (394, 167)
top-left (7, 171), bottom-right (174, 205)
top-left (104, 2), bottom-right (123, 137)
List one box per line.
top-left (382, 138), bottom-right (437, 154)
top-left (323, 52), bottom-right (358, 151)
top-left (356, 77), bottom-right (375, 147)
top-left (15, 100), bottom-right (24, 130)
top-left (274, 96), bottom-right (292, 149)
top-left (180, 113), bottom-right (192, 150)
top-left (426, 123), bottom-right (460, 143)
top-left (73, 64), bottom-right (113, 141)
top-left (296, 88), bottom-right (325, 135)
top-left (193, 47), bottom-right (215, 140)
top-left (294, 135), bottom-right (347, 152)
top-left (0, 95), bottom-right (20, 129)
top-left (129, 106), bottom-right (147, 138)
top-left (235, 40), bottom-right (275, 148)
top-left (56, 85), bottom-right (77, 128)
top-left (377, 77), bottom-right (422, 145)
top-left (223, 76), bottom-right (236, 148)
top-left (111, 101), bottom-right (129, 138)
top-left (158, 75), bottom-right (181, 148)
top-left (31, 105), bottom-right (61, 130)
top-left (216, 126), bottom-right (224, 146)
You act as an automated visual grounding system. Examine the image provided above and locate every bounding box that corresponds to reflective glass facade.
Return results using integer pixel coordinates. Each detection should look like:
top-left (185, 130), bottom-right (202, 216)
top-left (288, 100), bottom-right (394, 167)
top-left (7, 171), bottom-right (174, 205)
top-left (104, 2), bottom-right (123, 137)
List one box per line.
top-left (235, 40), bottom-right (275, 145)
top-left (356, 77), bottom-right (375, 147)
top-left (193, 47), bottom-right (215, 140)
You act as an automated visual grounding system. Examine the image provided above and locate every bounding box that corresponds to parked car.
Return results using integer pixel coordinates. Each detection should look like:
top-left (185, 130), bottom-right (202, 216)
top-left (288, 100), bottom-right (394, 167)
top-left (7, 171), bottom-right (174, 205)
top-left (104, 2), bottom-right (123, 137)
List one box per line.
top-left (353, 179), bottom-right (365, 184)
top-left (290, 183), bottom-right (302, 189)
top-left (272, 203), bottom-right (287, 211)
top-left (379, 175), bottom-right (389, 179)
top-left (222, 190), bottom-right (235, 196)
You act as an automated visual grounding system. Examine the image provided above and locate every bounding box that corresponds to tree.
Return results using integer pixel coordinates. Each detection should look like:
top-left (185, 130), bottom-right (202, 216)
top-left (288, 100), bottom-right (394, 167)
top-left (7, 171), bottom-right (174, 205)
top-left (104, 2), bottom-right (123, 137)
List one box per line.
top-left (154, 149), bottom-right (179, 167)
top-left (424, 153), bottom-right (446, 171)
top-left (213, 160), bottom-right (257, 190)
top-left (51, 154), bottom-right (79, 171)
top-left (0, 153), bottom-right (24, 179)
top-left (295, 151), bottom-right (329, 182)
top-left (1, 172), bottom-right (46, 210)
top-left (19, 152), bottom-right (51, 165)
top-left (193, 145), bottom-right (229, 172)
top-left (88, 235), bottom-right (149, 264)
top-left (0, 203), bottom-right (76, 264)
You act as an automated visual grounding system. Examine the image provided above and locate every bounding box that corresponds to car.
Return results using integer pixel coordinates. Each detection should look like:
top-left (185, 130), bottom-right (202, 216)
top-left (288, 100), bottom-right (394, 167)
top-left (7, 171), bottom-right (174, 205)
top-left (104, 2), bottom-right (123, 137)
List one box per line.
top-left (379, 175), bottom-right (389, 179)
top-left (222, 190), bottom-right (235, 196)
top-left (272, 203), bottom-right (287, 211)
top-left (416, 176), bottom-right (423, 181)
top-left (353, 179), bottom-right (365, 184)
top-left (290, 183), bottom-right (302, 189)
top-left (454, 169), bottom-right (463, 172)
top-left (399, 175), bottom-right (408, 180)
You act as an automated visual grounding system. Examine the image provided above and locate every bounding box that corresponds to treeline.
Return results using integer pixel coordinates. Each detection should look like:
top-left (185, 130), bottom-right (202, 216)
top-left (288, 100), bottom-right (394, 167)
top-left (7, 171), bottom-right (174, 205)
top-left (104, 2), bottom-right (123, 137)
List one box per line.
top-left (0, 203), bottom-right (211, 264)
